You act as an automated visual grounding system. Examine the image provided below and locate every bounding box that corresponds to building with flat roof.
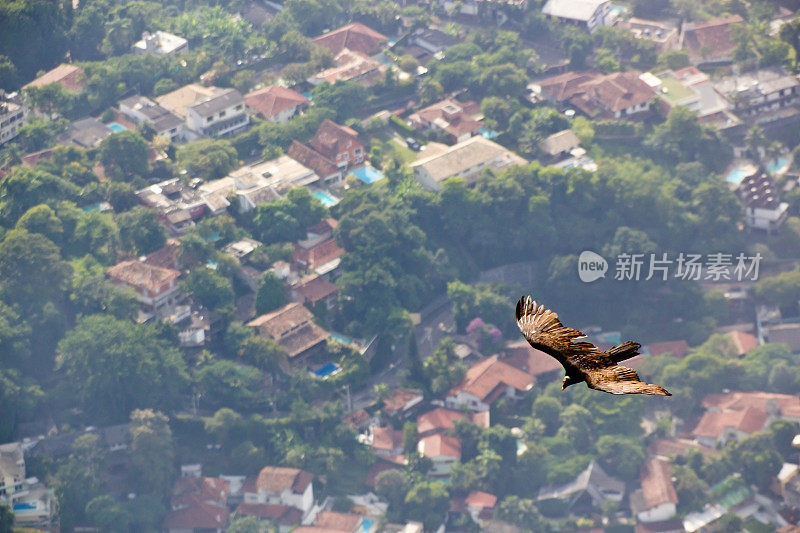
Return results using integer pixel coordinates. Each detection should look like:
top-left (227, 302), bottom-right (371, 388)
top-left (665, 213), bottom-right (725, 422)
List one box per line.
top-left (410, 136), bottom-right (527, 191)
top-left (156, 84), bottom-right (248, 138)
top-left (133, 30), bottom-right (188, 56)
top-left (542, 0), bottom-right (611, 32)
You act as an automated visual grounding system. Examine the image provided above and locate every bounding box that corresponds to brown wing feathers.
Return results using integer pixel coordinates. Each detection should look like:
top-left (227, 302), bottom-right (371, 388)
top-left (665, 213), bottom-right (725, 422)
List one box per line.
top-left (515, 296), bottom-right (671, 396)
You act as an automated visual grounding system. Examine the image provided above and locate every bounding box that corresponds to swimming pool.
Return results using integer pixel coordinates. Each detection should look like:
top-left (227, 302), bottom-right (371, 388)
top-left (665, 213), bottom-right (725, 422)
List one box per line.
top-left (350, 165), bottom-right (385, 184)
top-left (330, 332), bottom-right (354, 344)
top-left (107, 122), bottom-right (127, 133)
top-left (312, 362), bottom-right (342, 378)
top-left (479, 127), bottom-right (499, 139)
top-left (312, 189), bottom-right (339, 207)
top-left (362, 518), bottom-right (375, 532)
top-left (767, 157), bottom-right (789, 173)
top-left (726, 167), bottom-right (751, 184)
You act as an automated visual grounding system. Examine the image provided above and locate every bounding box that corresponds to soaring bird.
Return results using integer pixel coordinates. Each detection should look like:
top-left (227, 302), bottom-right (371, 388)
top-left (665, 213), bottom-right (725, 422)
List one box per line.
top-left (515, 296), bottom-right (671, 396)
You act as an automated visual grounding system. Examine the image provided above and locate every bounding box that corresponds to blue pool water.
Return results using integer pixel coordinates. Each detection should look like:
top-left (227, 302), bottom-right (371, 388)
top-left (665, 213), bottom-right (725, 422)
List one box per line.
top-left (312, 189), bottom-right (339, 207)
top-left (351, 165), bottom-right (385, 184)
top-left (479, 127), bottom-right (499, 139)
top-left (767, 157), bottom-right (789, 173)
top-left (312, 363), bottom-right (341, 378)
top-left (726, 168), bottom-right (750, 184)
top-left (330, 332), bottom-right (354, 344)
top-left (107, 122), bottom-right (127, 132)
top-left (13, 502), bottom-right (37, 511)
top-left (362, 518), bottom-right (375, 531)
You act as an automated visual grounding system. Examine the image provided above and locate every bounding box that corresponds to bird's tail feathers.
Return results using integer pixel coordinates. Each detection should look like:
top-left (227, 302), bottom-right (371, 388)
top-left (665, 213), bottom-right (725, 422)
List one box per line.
top-left (606, 341), bottom-right (641, 363)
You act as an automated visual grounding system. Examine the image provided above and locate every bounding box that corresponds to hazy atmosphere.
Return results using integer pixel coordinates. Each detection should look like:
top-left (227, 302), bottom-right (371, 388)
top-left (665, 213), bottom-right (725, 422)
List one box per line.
top-left (2, 0), bottom-right (800, 531)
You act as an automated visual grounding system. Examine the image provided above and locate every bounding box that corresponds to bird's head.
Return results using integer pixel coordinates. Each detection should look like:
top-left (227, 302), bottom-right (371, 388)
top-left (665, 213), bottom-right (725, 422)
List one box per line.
top-left (562, 375), bottom-right (578, 390)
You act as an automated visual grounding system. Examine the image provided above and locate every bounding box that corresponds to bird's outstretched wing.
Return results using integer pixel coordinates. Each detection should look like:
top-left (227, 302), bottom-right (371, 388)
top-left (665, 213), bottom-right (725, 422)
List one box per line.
top-left (585, 365), bottom-right (671, 396)
top-left (515, 296), bottom-right (601, 366)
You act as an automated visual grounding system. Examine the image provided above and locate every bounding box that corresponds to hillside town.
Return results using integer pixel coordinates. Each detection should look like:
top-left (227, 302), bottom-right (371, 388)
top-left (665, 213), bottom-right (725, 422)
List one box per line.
top-left (4, 0), bottom-right (800, 532)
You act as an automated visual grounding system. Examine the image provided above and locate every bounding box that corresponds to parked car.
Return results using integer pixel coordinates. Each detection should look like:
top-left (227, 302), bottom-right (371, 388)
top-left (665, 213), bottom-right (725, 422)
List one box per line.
top-left (406, 137), bottom-right (421, 151)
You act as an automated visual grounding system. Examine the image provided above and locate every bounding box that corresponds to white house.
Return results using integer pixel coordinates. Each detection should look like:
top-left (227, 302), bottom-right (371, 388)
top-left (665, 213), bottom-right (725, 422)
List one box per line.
top-left (243, 466), bottom-right (314, 519)
top-left (157, 84), bottom-right (249, 138)
top-left (0, 96), bottom-right (27, 146)
top-left (445, 355), bottom-right (534, 412)
top-left (737, 172), bottom-right (789, 233)
top-left (417, 434), bottom-right (461, 477)
top-left (118, 95), bottom-right (185, 142)
top-left (542, 0), bottom-right (611, 32)
top-left (133, 30), bottom-right (188, 56)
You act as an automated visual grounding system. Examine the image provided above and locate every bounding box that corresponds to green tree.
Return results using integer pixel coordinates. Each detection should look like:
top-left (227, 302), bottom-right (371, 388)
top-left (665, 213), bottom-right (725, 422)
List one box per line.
top-left (117, 206), bottom-right (167, 255)
top-left (129, 409), bottom-right (175, 501)
top-left (181, 267), bottom-right (234, 310)
top-left (99, 130), bottom-right (150, 179)
top-left (595, 434), bottom-right (645, 481)
top-left (255, 270), bottom-right (286, 315)
top-left (0, 367), bottom-right (42, 441)
top-left (56, 315), bottom-right (190, 422)
top-left (195, 360), bottom-right (264, 411)
top-left (15, 204), bottom-right (63, 244)
top-left (177, 139), bottom-right (239, 180)
top-left (311, 81), bottom-right (370, 120)
top-left (0, 503), bottom-right (12, 533)
top-left (0, 228), bottom-right (69, 310)
top-left (403, 480), bottom-right (449, 530)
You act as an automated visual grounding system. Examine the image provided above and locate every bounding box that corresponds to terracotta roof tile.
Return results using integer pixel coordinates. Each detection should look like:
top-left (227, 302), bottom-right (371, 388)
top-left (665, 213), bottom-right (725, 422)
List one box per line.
top-left (255, 466), bottom-right (313, 494)
top-left (315, 511), bottom-right (361, 531)
top-left (647, 340), bottom-right (690, 358)
top-left (245, 85), bottom-right (309, 119)
top-left (23, 64), bottom-right (86, 92)
top-left (163, 500), bottom-right (228, 530)
top-left (107, 259), bottom-right (180, 292)
top-left (504, 340), bottom-right (563, 377)
top-left (418, 433), bottom-right (461, 459)
top-left (372, 426), bottom-right (404, 452)
top-left (640, 458), bottom-right (678, 508)
top-left (312, 22), bottom-right (387, 56)
top-left (702, 391), bottom-right (800, 419)
top-left (235, 503), bottom-right (303, 525)
top-left (683, 15), bottom-right (744, 62)
top-left (727, 331), bottom-right (758, 355)
top-left (465, 490), bottom-right (497, 509)
top-left (691, 406), bottom-right (768, 439)
top-left (448, 355), bottom-right (535, 402)
top-left (288, 140), bottom-right (340, 180)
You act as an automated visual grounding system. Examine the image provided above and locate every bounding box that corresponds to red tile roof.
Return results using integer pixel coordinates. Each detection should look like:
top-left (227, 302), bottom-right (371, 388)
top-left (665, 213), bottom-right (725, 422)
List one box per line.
top-left (382, 388), bottom-right (424, 415)
top-left (292, 238), bottom-right (346, 272)
top-left (691, 406), bottom-right (768, 439)
top-left (23, 64), bottom-right (86, 92)
top-left (465, 490), bottom-right (497, 509)
top-left (172, 477), bottom-right (229, 508)
top-left (448, 355), bottom-right (535, 402)
top-left (371, 426), bottom-right (404, 452)
top-left (255, 466), bottom-right (313, 494)
top-left (235, 503), bottom-right (303, 525)
top-left (418, 433), bottom-right (461, 459)
top-left (682, 15), bottom-right (744, 62)
top-left (163, 499), bottom-right (228, 530)
top-left (107, 259), bottom-right (180, 292)
top-left (245, 85), bottom-right (309, 119)
top-left (309, 119), bottom-right (362, 161)
top-left (293, 274), bottom-right (337, 305)
top-left (287, 140), bottom-right (340, 179)
top-left (247, 302), bottom-right (329, 359)
top-left (315, 511), bottom-right (361, 531)
top-left (416, 407), bottom-right (489, 435)
top-left (504, 340), bottom-right (563, 377)
top-left (727, 331), bottom-right (758, 355)
top-left (646, 340), bottom-right (690, 359)
top-left (702, 391), bottom-right (800, 419)
top-left (538, 70), bottom-right (655, 117)
top-left (640, 458), bottom-right (678, 509)
top-left (312, 22), bottom-right (387, 56)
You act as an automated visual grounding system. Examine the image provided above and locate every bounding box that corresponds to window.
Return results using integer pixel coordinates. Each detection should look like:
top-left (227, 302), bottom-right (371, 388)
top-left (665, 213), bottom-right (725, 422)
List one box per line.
top-left (219, 110), bottom-right (226, 118)
top-left (207, 116), bottom-right (213, 123)
top-left (235, 104), bottom-right (243, 111)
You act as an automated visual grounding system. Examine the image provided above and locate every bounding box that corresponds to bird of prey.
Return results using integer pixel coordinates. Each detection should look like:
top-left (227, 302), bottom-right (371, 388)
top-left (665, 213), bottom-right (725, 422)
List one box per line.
top-left (515, 296), bottom-right (671, 396)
